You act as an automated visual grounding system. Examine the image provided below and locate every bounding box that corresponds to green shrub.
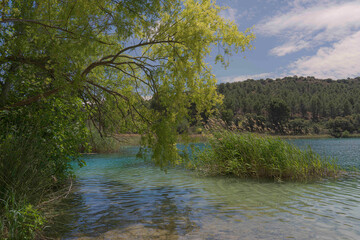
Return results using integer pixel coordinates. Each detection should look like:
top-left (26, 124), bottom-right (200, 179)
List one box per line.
top-left (342, 130), bottom-right (350, 138)
top-left (288, 118), bottom-right (308, 135)
top-left (327, 117), bottom-right (355, 138)
top-left (312, 124), bottom-right (321, 134)
top-left (241, 114), bottom-right (266, 132)
top-left (1, 194), bottom-right (45, 239)
top-left (193, 131), bottom-right (340, 181)
top-left (0, 97), bottom-right (88, 239)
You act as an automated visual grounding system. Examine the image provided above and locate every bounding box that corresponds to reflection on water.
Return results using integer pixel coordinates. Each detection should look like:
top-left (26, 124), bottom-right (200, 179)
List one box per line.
top-left (48, 140), bottom-right (360, 239)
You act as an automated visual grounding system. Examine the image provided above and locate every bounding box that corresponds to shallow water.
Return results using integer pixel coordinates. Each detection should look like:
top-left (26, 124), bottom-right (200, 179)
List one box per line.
top-left (50, 138), bottom-right (360, 239)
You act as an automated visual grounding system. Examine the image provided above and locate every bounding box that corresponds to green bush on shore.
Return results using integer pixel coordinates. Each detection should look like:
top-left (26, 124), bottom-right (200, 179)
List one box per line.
top-left (193, 131), bottom-right (340, 181)
top-left (0, 99), bottom-right (88, 239)
top-left (0, 126), bottom-right (67, 239)
top-left (1, 193), bottom-right (45, 240)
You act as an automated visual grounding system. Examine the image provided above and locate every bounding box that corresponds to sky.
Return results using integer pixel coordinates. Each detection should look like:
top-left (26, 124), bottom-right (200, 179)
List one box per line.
top-left (211, 0), bottom-right (360, 83)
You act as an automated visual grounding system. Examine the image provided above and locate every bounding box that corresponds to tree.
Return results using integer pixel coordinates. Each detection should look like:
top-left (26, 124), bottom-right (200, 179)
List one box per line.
top-left (1, 3), bottom-right (255, 236)
top-left (267, 99), bottom-right (290, 133)
top-left (299, 98), bottom-right (307, 118)
top-left (288, 118), bottom-right (308, 135)
top-left (327, 117), bottom-right (354, 138)
top-left (220, 108), bottom-right (234, 125)
top-left (310, 96), bottom-right (320, 122)
top-left (342, 100), bottom-right (351, 116)
top-left (216, 77), bottom-right (360, 122)
top-left (0, 0), bottom-right (255, 168)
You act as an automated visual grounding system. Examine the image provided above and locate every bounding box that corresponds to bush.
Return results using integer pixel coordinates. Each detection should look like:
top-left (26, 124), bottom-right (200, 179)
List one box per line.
top-left (0, 97), bottom-right (88, 238)
top-left (327, 117), bottom-right (354, 138)
top-left (241, 114), bottom-right (266, 132)
top-left (288, 118), bottom-right (308, 134)
top-left (342, 130), bottom-right (350, 138)
top-left (312, 124), bottom-right (321, 134)
top-left (193, 131), bottom-right (339, 181)
top-left (267, 99), bottom-right (290, 133)
top-left (1, 194), bottom-right (45, 240)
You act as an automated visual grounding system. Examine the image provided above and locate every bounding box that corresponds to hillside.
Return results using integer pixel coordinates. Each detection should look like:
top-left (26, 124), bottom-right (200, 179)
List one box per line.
top-left (217, 76), bottom-right (360, 136)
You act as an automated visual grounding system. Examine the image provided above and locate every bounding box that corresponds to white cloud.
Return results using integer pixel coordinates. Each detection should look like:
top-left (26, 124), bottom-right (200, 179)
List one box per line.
top-left (220, 72), bottom-right (277, 83)
top-left (219, 7), bottom-right (238, 22)
top-left (290, 31), bottom-right (360, 79)
top-left (258, 1), bottom-right (360, 56)
top-left (254, 0), bottom-right (360, 79)
top-left (270, 39), bottom-right (311, 56)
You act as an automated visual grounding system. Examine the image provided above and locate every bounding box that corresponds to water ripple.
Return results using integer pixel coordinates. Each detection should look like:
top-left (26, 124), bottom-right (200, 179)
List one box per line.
top-left (48, 140), bottom-right (360, 239)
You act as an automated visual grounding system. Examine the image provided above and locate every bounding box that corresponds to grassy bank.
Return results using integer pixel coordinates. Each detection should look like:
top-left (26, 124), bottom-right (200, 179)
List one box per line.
top-left (0, 113), bottom-right (86, 239)
top-left (192, 131), bottom-right (340, 181)
top-left (0, 134), bottom-right (61, 239)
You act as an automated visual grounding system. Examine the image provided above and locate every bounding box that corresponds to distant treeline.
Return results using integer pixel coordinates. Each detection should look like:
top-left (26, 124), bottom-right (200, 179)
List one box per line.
top-left (216, 76), bottom-right (360, 137)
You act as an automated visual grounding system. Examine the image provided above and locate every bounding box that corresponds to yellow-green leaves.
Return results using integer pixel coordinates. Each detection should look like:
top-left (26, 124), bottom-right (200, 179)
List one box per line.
top-left (1, 0), bottom-right (254, 168)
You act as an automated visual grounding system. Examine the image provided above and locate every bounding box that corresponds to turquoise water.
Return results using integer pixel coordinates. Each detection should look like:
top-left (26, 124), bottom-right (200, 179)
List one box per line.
top-left (50, 139), bottom-right (360, 239)
top-left (288, 138), bottom-right (360, 169)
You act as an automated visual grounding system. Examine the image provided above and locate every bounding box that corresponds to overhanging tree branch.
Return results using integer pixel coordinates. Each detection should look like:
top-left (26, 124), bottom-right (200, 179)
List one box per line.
top-left (0, 39), bottom-right (182, 111)
top-left (0, 18), bottom-right (75, 34)
top-left (85, 80), bottom-right (129, 101)
top-left (0, 87), bottom-right (61, 110)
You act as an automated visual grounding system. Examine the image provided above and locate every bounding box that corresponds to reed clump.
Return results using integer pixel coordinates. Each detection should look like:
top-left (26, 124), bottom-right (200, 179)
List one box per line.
top-left (193, 131), bottom-right (340, 181)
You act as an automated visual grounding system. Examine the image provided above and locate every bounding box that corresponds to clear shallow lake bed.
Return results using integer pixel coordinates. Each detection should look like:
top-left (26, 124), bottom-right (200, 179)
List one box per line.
top-left (49, 138), bottom-right (360, 239)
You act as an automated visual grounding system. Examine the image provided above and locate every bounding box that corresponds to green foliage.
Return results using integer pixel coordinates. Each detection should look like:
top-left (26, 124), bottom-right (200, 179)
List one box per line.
top-left (217, 77), bottom-right (360, 136)
top-left (288, 118), bottom-right (309, 135)
top-left (220, 108), bottom-right (234, 125)
top-left (193, 131), bottom-right (340, 181)
top-left (342, 130), bottom-right (350, 138)
top-left (87, 126), bottom-right (142, 153)
top-left (312, 124), bottom-right (321, 134)
top-left (87, 129), bottom-right (120, 153)
top-left (176, 119), bottom-right (190, 134)
top-left (1, 194), bottom-right (45, 240)
top-left (310, 96), bottom-right (321, 121)
top-left (327, 117), bottom-right (355, 138)
top-left (239, 113), bottom-right (266, 132)
top-left (0, 97), bottom-right (88, 239)
top-left (354, 114), bottom-right (360, 131)
top-left (267, 99), bottom-right (290, 133)
top-left (1, 0), bottom-right (254, 168)
top-left (195, 127), bottom-right (203, 134)
top-left (0, 97), bottom-right (88, 189)
top-left (1, 1), bottom-right (255, 237)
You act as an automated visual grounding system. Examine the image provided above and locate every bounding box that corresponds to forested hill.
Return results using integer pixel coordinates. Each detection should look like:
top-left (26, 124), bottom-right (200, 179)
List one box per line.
top-left (217, 76), bottom-right (360, 136)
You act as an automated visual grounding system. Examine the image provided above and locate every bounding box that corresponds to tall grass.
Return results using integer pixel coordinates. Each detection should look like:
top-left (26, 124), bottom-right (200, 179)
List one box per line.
top-left (0, 122), bottom-right (84, 239)
top-left (1, 98), bottom-right (88, 239)
top-left (0, 193), bottom-right (45, 240)
top-left (0, 129), bottom-right (56, 239)
top-left (193, 131), bottom-right (340, 181)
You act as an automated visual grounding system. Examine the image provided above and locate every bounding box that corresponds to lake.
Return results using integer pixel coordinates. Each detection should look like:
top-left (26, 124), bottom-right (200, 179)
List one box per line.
top-left (49, 138), bottom-right (360, 239)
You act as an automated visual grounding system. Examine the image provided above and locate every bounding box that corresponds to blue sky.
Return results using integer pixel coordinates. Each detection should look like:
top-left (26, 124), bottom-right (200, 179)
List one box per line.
top-left (211, 0), bottom-right (360, 83)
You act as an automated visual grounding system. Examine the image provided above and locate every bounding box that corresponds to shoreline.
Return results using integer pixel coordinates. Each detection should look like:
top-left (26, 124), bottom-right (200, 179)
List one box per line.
top-left (86, 133), bottom-right (360, 154)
